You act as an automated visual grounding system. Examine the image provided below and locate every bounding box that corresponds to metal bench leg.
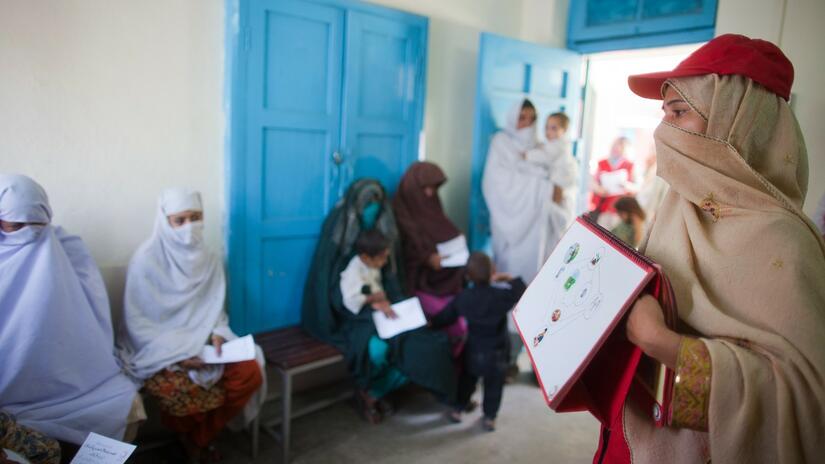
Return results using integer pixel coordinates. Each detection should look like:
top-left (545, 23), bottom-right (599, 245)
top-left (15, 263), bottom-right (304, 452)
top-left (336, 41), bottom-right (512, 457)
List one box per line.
top-left (250, 414), bottom-right (260, 459)
top-left (281, 369), bottom-right (292, 464)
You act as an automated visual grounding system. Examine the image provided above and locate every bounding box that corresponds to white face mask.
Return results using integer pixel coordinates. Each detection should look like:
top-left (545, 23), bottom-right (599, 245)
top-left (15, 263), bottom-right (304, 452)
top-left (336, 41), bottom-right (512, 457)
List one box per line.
top-left (171, 221), bottom-right (204, 247)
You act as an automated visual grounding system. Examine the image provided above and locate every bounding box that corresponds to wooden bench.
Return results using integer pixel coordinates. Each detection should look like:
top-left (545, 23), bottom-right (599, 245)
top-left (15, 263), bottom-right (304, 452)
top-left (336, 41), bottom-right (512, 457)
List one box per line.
top-left (252, 327), bottom-right (351, 463)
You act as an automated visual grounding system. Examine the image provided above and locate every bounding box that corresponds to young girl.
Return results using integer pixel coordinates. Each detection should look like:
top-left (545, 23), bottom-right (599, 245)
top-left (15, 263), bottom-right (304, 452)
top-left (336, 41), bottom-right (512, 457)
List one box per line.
top-left (602, 34), bottom-right (825, 463)
top-left (610, 196), bottom-right (646, 248)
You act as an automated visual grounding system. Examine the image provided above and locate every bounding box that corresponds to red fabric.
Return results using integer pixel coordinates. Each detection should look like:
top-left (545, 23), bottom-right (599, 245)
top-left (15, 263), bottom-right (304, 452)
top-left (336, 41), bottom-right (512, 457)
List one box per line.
top-left (591, 158), bottom-right (634, 213)
top-left (162, 360), bottom-right (262, 448)
top-left (628, 34), bottom-right (794, 101)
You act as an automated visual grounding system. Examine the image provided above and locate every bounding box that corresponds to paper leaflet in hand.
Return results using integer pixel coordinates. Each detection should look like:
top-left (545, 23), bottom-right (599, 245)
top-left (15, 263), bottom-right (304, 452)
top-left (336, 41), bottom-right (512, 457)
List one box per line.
top-left (436, 235), bottom-right (470, 268)
top-left (200, 334), bottom-right (256, 364)
top-left (70, 432), bottom-right (136, 464)
top-left (372, 297), bottom-right (427, 339)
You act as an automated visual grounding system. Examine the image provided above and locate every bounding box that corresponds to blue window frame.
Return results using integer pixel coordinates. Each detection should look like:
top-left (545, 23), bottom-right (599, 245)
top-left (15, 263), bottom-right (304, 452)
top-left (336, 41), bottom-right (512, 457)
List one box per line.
top-left (568, 0), bottom-right (718, 53)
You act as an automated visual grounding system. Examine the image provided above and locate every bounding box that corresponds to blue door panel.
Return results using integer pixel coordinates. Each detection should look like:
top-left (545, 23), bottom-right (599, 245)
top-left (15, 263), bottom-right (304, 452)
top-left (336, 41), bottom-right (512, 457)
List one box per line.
top-left (257, 237), bottom-right (317, 330)
top-left (261, 128), bottom-right (330, 222)
top-left (239, 0), bottom-right (344, 334)
top-left (341, 10), bottom-right (424, 194)
top-left (469, 34), bottom-right (581, 253)
top-left (229, 0), bottom-right (427, 334)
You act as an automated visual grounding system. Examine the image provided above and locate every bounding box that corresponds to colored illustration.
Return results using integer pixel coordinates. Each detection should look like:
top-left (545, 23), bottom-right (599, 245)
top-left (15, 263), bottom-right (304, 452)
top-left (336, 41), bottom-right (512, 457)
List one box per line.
top-left (535, 246), bottom-right (606, 345)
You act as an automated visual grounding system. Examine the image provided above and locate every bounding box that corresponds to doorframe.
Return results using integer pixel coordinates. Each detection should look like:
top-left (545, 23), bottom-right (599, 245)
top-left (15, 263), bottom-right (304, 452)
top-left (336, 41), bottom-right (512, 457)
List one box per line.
top-left (224, 0), bottom-right (428, 334)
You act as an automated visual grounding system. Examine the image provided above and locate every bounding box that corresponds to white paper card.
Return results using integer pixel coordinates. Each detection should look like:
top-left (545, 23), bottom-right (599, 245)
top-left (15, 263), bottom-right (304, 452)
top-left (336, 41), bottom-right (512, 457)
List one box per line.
top-left (437, 235), bottom-right (470, 268)
top-left (513, 220), bottom-right (649, 405)
top-left (70, 433), bottom-right (136, 464)
top-left (600, 169), bottom-right (629, 195)
top-left (3, 449), bottom-right (30, 464)
top-left (201, 334), bottom-right (256, 364)
top-left (372, 297), bottom-right (427, 339)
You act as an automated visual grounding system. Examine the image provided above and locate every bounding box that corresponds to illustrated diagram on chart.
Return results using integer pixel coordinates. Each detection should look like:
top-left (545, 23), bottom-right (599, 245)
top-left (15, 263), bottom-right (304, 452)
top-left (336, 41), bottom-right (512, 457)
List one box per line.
top-left (533, 243), bottom-right (605, 348)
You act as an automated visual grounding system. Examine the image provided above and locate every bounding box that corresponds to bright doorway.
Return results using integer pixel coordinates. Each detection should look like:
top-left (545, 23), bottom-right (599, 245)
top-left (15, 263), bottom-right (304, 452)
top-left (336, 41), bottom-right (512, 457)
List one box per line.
top-left (578, 43), bottom-right (702, 231)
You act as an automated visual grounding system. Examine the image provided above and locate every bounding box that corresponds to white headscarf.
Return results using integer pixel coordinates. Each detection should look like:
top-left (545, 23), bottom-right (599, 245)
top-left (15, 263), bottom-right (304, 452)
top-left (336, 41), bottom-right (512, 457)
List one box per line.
top-left (0, 174), bottom-right (137, 444)
top-left (482, 99), bottom-right (553, 282)
top-left (118, 188), bottom-right (233, 380)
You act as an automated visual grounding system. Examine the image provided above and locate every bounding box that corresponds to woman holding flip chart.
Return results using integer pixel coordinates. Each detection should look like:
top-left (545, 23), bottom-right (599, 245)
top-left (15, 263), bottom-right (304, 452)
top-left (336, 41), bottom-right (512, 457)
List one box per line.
top-left (117, 188), bottom-right (264, 462)
top-left (393, 162), bottom-right (468, 357)
top-left (605, 34), bottom-right (825, 464)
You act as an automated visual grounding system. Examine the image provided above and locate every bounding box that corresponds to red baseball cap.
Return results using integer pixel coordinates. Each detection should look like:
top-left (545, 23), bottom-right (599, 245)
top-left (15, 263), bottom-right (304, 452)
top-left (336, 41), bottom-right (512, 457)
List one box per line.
top-left (628, 34), bottom-right (794, 101)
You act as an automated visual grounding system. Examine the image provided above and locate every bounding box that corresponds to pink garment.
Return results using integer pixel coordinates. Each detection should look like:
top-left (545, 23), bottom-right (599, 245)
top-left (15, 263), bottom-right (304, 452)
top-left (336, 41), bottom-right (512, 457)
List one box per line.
top-left (416, 291), bottom-right (467, 358)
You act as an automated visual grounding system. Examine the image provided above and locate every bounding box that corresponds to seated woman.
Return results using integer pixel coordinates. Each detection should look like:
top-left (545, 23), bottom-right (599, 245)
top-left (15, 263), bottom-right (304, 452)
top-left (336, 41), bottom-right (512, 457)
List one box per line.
top-left (0, 174), bottom-right (143, 448)
top-left (117, 188), bottom-right (264, 462)
top-left (302, 179), bottom-right (455, 423)
top-left (392, 162), bottom-right (468, 357)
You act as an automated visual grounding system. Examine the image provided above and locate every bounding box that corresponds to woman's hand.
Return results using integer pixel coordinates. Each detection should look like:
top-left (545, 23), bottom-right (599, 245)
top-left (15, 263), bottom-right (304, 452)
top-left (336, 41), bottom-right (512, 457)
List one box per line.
top-left (365, 291), bottom-right (387, 304)
top-left (552, 185), bottom-right (564, 205)
top-left (427, 253), bottom-right (442, 271)
top-left (373, 300), bottom-right (398, 319)
top-left (180, 356), bottom-right (206, 370)
top-left (626, 295), bottom-right (681, 369)
top-left (491, 272), bottom-right (513, 282)
top-left (211, 335), bottom-right (225, 356)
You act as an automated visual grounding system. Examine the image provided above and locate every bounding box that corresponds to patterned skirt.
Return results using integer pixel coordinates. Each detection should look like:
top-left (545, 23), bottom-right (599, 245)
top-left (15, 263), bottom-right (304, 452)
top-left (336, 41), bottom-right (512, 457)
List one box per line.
top-left (143, 369), bottom-right (226, 417)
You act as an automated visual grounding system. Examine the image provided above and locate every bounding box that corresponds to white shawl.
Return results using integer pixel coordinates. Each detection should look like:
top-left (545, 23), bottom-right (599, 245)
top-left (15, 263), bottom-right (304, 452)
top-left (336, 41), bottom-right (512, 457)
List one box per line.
top-left (0, 174), bottom-right (137, 444)
top-left (118, 188), bottom-right (232, 380)
top-left (482, 100), bottom-right (553, 282)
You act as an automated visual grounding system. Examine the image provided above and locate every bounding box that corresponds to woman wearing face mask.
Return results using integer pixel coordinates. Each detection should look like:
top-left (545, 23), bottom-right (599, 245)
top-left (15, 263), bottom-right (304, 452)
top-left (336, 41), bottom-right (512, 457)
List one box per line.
top-left (595, 35), bottom-right (825, 463)
top-left (0, 174), bottom-right (144, 450)
top-left (482, 98), bottom-right (558, 374)
top-left (392, 162), bottom-right (467, 358)
top-left (118, 188), bottom-right (264, 463)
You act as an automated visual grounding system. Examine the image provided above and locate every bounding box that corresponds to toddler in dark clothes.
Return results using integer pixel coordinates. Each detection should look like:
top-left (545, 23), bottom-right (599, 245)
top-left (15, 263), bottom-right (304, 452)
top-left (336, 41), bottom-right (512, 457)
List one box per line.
top-left (431, 252), bottom-right (526, 431)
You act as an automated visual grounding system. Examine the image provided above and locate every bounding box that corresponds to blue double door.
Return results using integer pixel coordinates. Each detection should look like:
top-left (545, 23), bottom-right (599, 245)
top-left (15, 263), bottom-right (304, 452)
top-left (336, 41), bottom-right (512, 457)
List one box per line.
top-left (230, 0), bottom-right (427, 334)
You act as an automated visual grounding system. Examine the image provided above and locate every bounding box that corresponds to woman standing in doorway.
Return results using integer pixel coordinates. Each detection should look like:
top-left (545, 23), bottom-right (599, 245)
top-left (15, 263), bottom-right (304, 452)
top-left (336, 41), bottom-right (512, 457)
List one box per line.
top-left (482, 99), bottom-right (555, 374)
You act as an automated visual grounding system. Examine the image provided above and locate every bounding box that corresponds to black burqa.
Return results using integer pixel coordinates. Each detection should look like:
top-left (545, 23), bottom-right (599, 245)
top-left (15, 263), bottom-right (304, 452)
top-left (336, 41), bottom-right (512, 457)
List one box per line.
top-left (301, 179), bottom-right (455, 400)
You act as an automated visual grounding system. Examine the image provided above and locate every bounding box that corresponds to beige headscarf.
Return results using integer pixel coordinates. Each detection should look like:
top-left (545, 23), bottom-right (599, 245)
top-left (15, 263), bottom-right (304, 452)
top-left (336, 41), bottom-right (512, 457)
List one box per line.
top-left (625, 74), bottom-right (825, 463)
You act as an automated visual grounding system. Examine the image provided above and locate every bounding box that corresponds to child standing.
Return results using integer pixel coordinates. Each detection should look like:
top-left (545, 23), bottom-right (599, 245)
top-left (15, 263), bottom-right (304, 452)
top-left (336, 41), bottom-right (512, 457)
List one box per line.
top-left (339, 229), bottom-right (407, 423)
top-left (610, 196), bottom-right (646, 248)
top-left (431, 252), bottom-right (526, 431)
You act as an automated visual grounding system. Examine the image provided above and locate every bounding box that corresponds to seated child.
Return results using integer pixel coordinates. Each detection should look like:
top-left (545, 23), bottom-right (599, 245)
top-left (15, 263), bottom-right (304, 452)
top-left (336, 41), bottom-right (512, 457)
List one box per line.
top-left (340, 229), bottom-right (408, 423)
top-left (610, 196), bottom-right (646, 248)
top-left (431, 252), bottom-right (526, 431)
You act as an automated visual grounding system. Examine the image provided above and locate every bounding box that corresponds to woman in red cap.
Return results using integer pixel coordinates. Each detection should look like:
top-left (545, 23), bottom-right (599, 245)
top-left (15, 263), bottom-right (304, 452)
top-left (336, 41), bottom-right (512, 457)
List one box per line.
top-left (606, 34), bottom-right (825, 463)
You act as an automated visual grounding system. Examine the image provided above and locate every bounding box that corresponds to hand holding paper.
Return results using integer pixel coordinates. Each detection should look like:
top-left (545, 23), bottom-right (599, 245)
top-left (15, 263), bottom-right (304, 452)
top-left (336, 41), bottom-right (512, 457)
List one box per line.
top-left (200, 335), bottom-right (256, 364)
top-left (372, 297), bottom-right (426, 339)
top-left (436, 235), bottom-right (470, 268)
top-left (70, 433), bottom-right (136, 464)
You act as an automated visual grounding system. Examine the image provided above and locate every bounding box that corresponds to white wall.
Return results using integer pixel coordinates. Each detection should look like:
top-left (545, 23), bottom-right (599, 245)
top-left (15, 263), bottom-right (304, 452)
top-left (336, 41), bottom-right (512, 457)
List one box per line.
top-left (0, 0), bottom-right (226, 312)
top-left (716, 0), bottom-right (825, 218)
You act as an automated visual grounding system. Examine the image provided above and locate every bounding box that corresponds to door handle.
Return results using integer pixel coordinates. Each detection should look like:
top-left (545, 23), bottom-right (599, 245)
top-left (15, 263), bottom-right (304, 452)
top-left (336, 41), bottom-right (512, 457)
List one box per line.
top-left (332, 150), bottom-right (344, 165)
